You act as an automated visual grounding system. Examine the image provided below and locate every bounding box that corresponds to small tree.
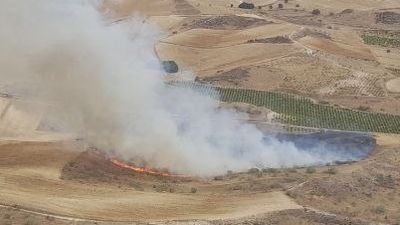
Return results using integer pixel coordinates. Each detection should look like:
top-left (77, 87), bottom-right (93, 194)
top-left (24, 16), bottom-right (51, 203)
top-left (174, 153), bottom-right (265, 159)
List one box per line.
top-left (284, 0), bottom-right (288, 3)
top-left (239, 2), bottom-right (255, 9)
top-left (312, 9), bottom-right (321, 15)
top-left (269, 5), bottom-right (273, 9)
top-left (278, 3), bottom-right (283, 9)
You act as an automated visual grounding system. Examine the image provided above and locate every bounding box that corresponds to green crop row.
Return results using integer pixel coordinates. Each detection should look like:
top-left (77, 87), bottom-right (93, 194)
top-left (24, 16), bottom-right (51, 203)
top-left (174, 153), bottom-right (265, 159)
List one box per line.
top-left (171, 81), bottom-right (400, 134)
top-left (361, 34), bottom-right (400, 48)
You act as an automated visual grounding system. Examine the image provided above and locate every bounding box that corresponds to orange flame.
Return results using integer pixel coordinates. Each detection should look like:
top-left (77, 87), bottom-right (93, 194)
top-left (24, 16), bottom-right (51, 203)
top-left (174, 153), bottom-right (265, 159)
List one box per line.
top-left (110, 159), bottom-right (174, 177)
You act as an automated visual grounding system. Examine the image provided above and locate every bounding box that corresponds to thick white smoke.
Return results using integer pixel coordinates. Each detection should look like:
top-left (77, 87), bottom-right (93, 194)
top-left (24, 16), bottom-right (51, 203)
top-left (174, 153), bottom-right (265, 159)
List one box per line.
top-left (0, 0), bottom-right (362, 176)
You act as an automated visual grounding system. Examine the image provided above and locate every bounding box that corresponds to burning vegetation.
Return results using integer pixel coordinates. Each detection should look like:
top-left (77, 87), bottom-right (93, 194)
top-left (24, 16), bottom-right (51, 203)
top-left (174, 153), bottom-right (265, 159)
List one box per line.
top-left (110, 159), bottom-right (177, 177)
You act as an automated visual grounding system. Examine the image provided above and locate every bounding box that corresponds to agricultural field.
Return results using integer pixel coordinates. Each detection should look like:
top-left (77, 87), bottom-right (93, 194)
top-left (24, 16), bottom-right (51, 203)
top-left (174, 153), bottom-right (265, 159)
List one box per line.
top-left (173, 81), bottom-right (400, 134)
top-left (362, 33), bottom-right (400, 48)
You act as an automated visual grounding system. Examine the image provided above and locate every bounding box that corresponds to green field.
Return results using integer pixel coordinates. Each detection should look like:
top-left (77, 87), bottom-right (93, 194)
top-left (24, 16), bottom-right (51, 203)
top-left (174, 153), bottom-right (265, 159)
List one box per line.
top-left (172, 81), bottom-right (400, 134)
top-left (361, 34), bottom-right (400, 48)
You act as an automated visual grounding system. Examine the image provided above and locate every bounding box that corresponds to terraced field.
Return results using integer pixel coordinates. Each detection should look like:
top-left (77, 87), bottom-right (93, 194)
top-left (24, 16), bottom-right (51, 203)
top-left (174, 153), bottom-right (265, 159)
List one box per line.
top-left (173, 81), bottom-right (400, 134)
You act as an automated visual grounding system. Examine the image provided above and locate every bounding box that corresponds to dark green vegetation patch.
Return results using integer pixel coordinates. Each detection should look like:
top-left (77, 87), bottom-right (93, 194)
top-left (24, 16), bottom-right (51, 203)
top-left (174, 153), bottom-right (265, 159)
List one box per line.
top-left (361, 34), bottom-right (400, 48)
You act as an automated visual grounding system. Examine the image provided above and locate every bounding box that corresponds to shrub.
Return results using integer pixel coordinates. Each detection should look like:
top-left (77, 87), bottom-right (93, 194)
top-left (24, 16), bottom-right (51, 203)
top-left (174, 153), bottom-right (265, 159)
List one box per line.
top-left (295, 4), bottom-right (300, 7)
top-left (373, 206), bottom-right (386, 214)
top-left (284, 0), bottom-right (288, 3)
top-left (341, 9), bottom-right (354, 14)
top-left (269, 5), bottom-right (273, 9)
top-left (278, 4), bottom-right (283, 9)
top-left (190, 187), bottom-right (197, 193)
top-left (306, 167), bottom-right (316, 174)
top-left (312, 9), bottom-right (321, 15)
top-left (3, 214), bottom-right (11, 219)
top-left (162, 60), bottom-right (179, 73)
top-left (238, 2), bottom-right (255, 9)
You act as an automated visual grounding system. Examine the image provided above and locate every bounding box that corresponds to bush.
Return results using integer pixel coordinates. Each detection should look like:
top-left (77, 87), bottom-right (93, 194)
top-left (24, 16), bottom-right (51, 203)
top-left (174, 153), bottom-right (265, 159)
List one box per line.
top-left (306, 167), bottom-right (316, 174)
top-left (269, 5), bottom-right (273, 9)
top-left (373, 206), bottom-right (386, 214)
top-left (238, 2), bottom-right (255, 9)
top-left (284, 0), bottom-right (288, 3)
top-left (341, 9), bottom-right (354, 14)
top-left (190, 187), bottom-right (197, 193)
top-left (162, 60), bottom-right (179, 73)
top-left (295, 4), bottom-right (300, 7)
top-left (3, 214), bottom-right (11, 219)
top-left (278, 4), bottom-right (283, 9)
top-left (312, 9), bottom-right (321, 15)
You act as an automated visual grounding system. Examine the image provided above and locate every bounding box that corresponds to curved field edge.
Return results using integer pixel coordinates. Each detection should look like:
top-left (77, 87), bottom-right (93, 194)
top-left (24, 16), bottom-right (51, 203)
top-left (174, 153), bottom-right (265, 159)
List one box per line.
top-left (171, 81), bottom-right (400, 134)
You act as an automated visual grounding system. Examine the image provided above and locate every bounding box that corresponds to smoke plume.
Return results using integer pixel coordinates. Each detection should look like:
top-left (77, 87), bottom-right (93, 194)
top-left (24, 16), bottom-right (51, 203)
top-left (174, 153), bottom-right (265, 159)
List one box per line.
top-left (0, 0), bottom-right (368, 176)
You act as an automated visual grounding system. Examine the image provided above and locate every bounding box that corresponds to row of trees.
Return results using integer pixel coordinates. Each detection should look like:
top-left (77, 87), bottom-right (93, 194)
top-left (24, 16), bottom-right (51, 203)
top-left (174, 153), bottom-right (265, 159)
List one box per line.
top-left (171, 81), bottom-right (400, 134)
